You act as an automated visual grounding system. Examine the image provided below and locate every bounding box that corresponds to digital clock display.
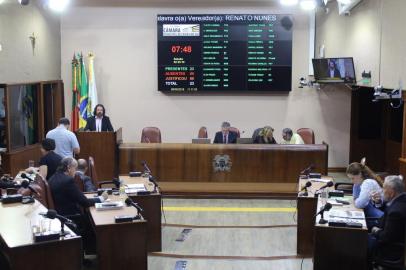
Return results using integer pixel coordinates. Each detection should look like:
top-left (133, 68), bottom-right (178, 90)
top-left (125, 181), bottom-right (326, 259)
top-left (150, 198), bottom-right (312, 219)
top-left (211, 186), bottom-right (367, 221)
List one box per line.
top-left (157, 14), bottom-right (293, 93)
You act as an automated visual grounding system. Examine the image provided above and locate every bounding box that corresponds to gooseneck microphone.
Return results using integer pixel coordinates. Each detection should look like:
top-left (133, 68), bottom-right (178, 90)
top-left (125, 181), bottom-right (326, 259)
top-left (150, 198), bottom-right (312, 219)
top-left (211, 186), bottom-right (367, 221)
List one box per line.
top-left (21, 180), bottom-right (40, 196)
top-left (125, 197), bottom-right (144, 217)
top-left (141, 161), bottom-right (152, 175)
top-left (314, 203), bottom-right (332, 225)
top-left (314, 181), bottom-right (334, 197)
top-left (39, 209), bottom-right (77, 235)
top-left (149, 175), bottom-right (159, 193)
top-left (299, 181), bottom-right (312, 197)
top-left (20, 173), bottom-right (35, 182)
top-left (300, 164), bottom-right (315, 176)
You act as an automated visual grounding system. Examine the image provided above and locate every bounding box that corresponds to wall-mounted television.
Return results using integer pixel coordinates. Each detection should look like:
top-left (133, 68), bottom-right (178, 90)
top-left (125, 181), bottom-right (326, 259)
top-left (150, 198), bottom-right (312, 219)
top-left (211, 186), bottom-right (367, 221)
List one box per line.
top-left (312, 57), bottom-right (356, 84)
top-left (157, 14), bottom-right (293, 93)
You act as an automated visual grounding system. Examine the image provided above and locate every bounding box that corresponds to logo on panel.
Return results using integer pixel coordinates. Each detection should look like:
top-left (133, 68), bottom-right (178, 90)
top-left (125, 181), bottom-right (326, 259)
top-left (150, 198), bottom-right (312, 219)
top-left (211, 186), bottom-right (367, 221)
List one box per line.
top-left (212, 155), bottom-right (232, 172)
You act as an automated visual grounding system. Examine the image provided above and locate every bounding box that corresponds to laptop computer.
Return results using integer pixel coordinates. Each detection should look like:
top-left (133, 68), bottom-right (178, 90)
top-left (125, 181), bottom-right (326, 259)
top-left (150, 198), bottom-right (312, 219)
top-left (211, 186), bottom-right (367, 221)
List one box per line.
top-left (237, 138), bottom-right (253, 144)
top-left (192, 138), bottom-right (211, 144)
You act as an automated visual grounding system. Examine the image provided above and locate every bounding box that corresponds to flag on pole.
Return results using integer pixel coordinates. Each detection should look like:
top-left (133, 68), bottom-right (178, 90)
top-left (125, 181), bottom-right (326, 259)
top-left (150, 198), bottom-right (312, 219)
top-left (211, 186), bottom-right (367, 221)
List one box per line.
top-left (71, 54), bottom-right (80, 131)
top-left (87, 52), bottom-right (98, 116)
top-left (78, 53), bottom-right (89, 129)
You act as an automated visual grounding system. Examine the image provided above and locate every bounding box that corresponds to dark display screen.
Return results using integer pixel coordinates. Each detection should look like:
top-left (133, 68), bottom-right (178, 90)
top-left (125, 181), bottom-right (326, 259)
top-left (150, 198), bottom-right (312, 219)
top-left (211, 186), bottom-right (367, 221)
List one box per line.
top-left (157, 14), bottom-right (293, 93)
top-left (312, 57), bottom-right (356, 84)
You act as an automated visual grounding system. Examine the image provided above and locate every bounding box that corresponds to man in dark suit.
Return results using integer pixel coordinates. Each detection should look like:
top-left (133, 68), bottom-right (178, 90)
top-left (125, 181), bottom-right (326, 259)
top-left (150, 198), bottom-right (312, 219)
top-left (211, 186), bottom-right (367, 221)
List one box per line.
top-left (84, 104), bottom-right (114, 132)
top-left (370, 175), bottom-right (406, 266)
top-left (75, 159), bottom-right (96, 192)
top-left (49, 157), bottom-right (106, 216)
top-left (213, 121), bottom-right (238, 144)
top-left (328, 60), bottom-right (341, 78)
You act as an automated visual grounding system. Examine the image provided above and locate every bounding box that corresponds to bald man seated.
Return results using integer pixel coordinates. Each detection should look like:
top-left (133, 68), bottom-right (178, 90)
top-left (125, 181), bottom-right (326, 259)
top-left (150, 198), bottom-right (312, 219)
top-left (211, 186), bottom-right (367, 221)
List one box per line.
top-left (75, 159), bottom-right (96, 192)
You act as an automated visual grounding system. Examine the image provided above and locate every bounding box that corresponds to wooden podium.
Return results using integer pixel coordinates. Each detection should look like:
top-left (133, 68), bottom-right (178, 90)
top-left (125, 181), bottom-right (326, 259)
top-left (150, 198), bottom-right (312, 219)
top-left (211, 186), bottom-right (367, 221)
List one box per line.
top-left (76, 128), bottom-right (122, 182)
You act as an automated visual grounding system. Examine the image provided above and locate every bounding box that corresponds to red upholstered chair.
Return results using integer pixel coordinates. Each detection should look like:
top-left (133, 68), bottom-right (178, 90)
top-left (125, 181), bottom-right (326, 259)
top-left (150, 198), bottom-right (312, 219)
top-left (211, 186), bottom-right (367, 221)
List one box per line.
top-left (198, 126), bottom-right (208, 138)
top-left (141, 127), bottom-right (162, 143)
top-left (34, 174), bottom-right (55, 209)
top-left (88, 156), bottom-right (98, 185)
top-left (74, 174), bottom-right (84, 192)
top-left (229, 127), bottom-right (240, 138)
top-left (297, 128), bottom-right (315, 144)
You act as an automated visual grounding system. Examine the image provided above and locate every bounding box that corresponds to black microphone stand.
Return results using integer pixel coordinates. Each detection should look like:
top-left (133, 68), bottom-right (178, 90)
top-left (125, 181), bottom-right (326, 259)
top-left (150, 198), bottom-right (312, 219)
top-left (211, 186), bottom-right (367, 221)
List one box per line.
top-left (319, 211), bottom-right (328, 225)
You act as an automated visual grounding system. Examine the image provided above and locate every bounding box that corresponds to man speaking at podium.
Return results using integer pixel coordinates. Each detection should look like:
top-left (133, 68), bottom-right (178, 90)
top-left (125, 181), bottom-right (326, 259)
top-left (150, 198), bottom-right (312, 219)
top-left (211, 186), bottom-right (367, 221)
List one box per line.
top-left (84, 104), bottom-right (114, 132)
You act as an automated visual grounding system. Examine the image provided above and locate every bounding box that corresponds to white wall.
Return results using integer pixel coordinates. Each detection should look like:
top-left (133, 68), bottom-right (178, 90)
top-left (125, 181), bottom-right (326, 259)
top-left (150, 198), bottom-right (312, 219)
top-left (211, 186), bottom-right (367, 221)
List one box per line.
top-left (61, 3), bottom-right (352, 167)
top-left (0, 0), bottom-right (61, 83)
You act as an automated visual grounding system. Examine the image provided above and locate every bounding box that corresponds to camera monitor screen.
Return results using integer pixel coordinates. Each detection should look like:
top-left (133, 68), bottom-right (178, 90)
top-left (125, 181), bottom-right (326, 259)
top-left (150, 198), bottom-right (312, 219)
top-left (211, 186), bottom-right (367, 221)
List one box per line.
top-left (158, 14), bottom-right (293, 93)
top-left (312, 57), bottom-right (356, 84)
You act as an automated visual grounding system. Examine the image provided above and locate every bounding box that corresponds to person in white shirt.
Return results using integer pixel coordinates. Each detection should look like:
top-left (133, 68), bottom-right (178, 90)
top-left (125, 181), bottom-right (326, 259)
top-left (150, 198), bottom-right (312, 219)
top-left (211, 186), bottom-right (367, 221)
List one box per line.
top-left (46, 118), bottom-right (80, 158)
top-left (346, 158), bottom-right (384, 229)
top-left (280, 128), bottom-right (304, 144)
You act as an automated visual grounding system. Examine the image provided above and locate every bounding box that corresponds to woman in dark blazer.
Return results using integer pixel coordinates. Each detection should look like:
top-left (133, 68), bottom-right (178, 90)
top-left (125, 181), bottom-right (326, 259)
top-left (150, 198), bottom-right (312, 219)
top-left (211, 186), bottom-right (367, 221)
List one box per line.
top-left (253, 126), bottom-right (277, 144)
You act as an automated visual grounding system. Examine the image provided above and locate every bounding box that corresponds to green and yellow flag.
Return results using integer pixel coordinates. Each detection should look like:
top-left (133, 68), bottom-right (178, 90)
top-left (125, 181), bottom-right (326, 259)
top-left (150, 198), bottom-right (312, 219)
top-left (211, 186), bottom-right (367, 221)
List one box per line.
top-left (78, 53), bottom-right (88, 129)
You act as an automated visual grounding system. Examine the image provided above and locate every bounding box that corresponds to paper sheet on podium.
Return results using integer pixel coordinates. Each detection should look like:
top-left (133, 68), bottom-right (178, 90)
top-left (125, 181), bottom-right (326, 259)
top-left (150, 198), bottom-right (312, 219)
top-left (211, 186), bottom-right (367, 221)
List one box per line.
top-left (125, 183), bottom-right (146, 194)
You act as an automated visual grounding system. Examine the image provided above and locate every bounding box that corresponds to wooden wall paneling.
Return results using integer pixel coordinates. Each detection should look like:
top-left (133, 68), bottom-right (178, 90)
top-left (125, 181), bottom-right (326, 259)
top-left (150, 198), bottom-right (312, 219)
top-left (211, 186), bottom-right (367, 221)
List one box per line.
top-left (385, 140), bottom-right (401, 174)
top-left (5, 85), bottom-right (11, 153)
top-left (3, 144), bottom-right (41, 176)
top-left (402, 91), bottom-right (406, 158)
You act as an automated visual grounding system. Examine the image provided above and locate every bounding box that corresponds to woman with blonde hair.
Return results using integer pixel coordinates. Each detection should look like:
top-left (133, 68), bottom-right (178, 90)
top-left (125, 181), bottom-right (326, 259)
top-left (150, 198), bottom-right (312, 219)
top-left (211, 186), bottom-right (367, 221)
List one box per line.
top-left (346, 158), bottom-right (384, 228)
top-left (253, 126), bottom-right (277, 144)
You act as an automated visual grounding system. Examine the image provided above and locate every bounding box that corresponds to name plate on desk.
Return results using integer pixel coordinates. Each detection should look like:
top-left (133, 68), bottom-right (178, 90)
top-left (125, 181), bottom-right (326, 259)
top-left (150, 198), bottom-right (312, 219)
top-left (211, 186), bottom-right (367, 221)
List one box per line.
top-left (95, 201), bottom-right (124, 211)
top-left (33, 231), bottom-right (61, 242)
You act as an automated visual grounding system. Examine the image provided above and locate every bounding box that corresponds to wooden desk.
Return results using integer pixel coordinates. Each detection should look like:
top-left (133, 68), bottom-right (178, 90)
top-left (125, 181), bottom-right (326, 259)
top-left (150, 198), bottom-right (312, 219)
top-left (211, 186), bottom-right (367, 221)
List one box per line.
top-left (120, 175), bottom-right (162, 252)
top-left (296, 177), bottom-right (333, 257)
top-left (119, 143), bottom-right (328, 183)
top-left (0, 200), bottom-right (82, 270)
top-left (313, 191), bottom-right (367, 270)
top-left (76, 130), bottom-right (121, 181)
top-left (86, 194), bottom-right (147, 270)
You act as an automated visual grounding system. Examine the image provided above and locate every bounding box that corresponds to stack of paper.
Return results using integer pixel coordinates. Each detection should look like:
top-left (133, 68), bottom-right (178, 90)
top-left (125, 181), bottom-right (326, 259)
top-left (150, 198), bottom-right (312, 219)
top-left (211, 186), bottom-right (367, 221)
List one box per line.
top-left (328, 209), bottom-right (365, 219)
top-left (125, 183), bottom-right (147, 194)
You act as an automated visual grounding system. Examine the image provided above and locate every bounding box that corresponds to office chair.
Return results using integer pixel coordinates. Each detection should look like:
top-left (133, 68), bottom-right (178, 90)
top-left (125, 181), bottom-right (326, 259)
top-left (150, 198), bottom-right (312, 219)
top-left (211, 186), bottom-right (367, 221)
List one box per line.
top-left (141, 127), bottom-right (162, 143)
top-left (198, 126), bottom-right (208, 138)
top-left (88, 156), bottom-right (98, 186)
top-left (297, 128), bottom-right (315, 144)
top-left (73, 174), bottom-right (85, 192)
top-left (229, 127), bottom-right (240, 138)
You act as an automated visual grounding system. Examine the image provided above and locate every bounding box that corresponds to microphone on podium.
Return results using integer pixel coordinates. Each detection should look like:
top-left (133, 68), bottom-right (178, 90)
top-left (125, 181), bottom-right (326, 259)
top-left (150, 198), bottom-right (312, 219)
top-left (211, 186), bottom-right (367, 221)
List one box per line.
top-left (299, 181), bottom-right (312, 197)
top-left (314, 203), bottom-right (332, 224)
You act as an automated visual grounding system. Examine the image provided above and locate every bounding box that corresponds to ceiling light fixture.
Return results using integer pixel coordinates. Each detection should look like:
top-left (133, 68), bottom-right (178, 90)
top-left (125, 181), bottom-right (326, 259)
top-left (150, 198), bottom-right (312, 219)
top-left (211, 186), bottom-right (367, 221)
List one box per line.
top-left (280, 0), bottom-right (299, 6)
top-left (18, 0), bottom-right (29, 5)
top-left (48, 0), bottom-right (69, 12)
top-left (337, 0), bottom-right (352, 4)
top-left (300, 0), bottom-right (316, 10)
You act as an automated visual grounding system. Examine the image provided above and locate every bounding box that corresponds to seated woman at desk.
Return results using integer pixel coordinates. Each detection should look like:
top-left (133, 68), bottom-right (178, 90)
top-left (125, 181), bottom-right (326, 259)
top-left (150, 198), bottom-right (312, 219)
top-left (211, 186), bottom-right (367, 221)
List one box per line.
top-left (253, 126), bottom-right (277, 144)
top-left (346, 158), bottom-right (384, 228)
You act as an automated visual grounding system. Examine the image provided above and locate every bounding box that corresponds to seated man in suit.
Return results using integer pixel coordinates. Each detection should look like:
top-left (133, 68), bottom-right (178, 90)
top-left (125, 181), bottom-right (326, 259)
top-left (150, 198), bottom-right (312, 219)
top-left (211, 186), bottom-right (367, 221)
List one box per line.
top-left (84, 104), bottom-right (114, 132)
top-left (280, 128), bottom-right (304, 144)
top-left (49, 157), bottom-right (106, 216)
top-left (75, 159), bottom-right (96, 192)
top-left (369, 175), bottom-right (406, 266)
top-left (213, 121), bottom-right (237, 144)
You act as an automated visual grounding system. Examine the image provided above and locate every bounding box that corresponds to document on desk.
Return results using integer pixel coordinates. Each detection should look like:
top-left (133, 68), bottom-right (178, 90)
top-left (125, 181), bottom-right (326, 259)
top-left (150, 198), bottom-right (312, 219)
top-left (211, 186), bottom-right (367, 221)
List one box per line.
top-left (310, 178), bottom-right (330, 183)
top-left (328, 209), bottom-right (365, 220)
top-left (125, 183), bottom-right (146, 194)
